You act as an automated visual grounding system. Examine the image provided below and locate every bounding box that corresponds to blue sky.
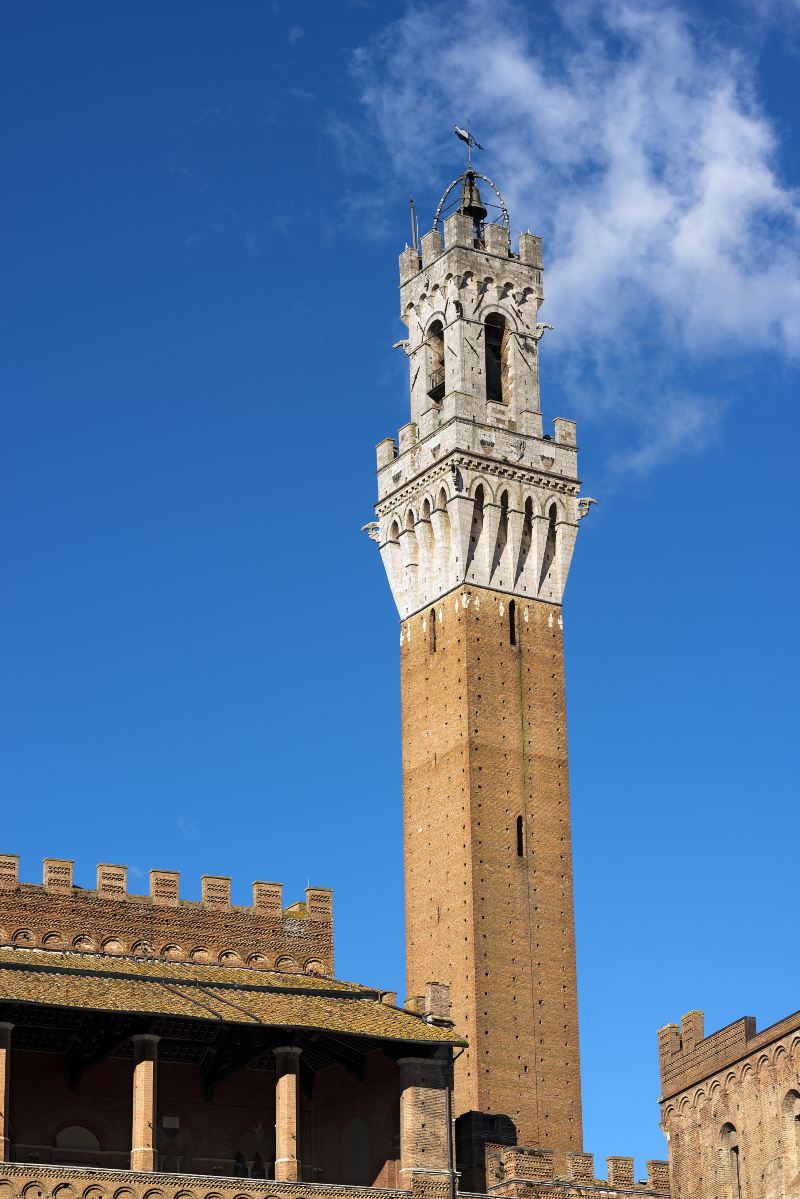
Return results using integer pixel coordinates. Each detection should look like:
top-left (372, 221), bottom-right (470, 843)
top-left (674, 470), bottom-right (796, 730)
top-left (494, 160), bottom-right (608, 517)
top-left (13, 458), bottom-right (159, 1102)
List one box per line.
top-left (2, 0), bottom-right (799, 1175)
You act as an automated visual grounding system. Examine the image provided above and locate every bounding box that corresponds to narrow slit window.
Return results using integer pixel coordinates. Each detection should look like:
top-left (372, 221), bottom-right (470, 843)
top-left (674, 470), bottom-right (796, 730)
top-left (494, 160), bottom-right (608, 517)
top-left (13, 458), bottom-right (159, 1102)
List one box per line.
top-left (509, 599), bottom-right (516, 646)
top-left (429, 608), bottom-right (437, 653)
top-left (516, 815), bottom-right (524, 857)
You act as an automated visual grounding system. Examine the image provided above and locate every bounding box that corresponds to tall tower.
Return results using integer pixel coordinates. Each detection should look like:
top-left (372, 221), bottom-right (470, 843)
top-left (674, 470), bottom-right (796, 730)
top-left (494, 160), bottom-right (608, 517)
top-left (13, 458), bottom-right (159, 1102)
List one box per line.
top-left (369, 172), bottom-right (591, 1187)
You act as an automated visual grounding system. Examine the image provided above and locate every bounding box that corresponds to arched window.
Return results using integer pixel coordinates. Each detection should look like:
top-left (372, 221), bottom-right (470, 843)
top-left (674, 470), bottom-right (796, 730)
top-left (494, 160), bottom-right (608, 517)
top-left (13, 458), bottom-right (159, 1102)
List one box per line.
top-left (485, 313), bottom-right (511, 404)
top-left (721, 1124), bottom-right (742, 1199)
top-left (426, 321), bottom-right (445, 402)
top-left (54, 1125), bottom-right (102, 1166)
top-left (783, 1091), bottom-right (800, 1185)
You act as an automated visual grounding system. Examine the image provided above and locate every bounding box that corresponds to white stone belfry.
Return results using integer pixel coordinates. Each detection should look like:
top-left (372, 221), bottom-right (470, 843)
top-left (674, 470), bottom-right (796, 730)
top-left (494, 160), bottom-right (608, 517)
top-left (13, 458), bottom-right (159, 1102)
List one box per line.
top-left (370, 172), bottom-right (592, 619)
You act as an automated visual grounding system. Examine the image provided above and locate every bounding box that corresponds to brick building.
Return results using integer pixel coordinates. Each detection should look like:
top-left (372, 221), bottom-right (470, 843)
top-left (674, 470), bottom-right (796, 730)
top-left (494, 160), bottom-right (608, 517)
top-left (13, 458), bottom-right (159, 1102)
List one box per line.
top-left (0, 855), bottom-right (462, 1194)
top-left (659, 1009), bottom-right (800, 1197)
top-left (0, 164), bottom-right (707, 1199)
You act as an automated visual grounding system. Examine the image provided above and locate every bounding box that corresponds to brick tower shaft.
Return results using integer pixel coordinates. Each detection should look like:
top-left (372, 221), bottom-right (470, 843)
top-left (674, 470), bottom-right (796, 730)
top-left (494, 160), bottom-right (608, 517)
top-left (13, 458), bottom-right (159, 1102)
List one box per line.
top-left (401, 589), bottom-right (581, 1181)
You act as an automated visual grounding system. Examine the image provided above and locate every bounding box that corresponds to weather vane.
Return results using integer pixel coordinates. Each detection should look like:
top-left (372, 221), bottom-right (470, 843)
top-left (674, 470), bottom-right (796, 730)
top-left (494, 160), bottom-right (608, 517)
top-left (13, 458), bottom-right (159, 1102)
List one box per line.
top-left (454, 121), bottom-right (484, 167)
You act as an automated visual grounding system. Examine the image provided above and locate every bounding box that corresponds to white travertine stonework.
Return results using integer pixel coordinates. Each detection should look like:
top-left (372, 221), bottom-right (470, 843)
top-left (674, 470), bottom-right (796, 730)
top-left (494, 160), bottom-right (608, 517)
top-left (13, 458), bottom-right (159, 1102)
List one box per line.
top-left (371, 205), bottom-right (591, 619)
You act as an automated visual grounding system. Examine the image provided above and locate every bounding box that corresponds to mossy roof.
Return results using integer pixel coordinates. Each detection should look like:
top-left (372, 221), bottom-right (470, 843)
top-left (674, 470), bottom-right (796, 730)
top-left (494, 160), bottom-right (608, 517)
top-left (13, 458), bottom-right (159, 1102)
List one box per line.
top-left (0, 947), bottom-right (465, 1046)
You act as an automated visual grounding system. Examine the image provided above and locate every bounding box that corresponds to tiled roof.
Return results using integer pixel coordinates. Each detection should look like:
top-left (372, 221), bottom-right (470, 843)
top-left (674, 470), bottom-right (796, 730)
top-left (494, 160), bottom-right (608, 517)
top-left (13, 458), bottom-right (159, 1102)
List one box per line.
top-left (0, 947), bottom-right (464, 1046)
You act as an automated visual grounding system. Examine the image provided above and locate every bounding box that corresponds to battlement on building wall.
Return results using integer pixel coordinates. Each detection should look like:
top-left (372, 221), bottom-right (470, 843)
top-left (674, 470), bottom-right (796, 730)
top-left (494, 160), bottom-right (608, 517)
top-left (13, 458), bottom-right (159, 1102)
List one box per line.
top-left (0, 853), bottom-right (333, 976)
top-left (483, 1144), bottom-right (670, 1197)
top-left (658, 1007), bottom-right (800, 1098)
top-left (399, 220), bottom-right (543, 284)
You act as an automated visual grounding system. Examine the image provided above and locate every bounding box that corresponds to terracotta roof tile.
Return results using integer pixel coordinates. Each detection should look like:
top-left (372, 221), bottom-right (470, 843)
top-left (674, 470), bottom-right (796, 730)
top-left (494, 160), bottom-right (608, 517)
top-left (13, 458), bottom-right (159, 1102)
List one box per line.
top-left (0, 947), bottom-right (464, 1046)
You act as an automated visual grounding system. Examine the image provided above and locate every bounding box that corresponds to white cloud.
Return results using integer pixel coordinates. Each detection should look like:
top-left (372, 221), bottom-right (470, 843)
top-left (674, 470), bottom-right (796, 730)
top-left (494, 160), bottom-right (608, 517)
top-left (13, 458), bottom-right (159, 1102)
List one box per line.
top-left (350, 0), bottom-right (800, 476)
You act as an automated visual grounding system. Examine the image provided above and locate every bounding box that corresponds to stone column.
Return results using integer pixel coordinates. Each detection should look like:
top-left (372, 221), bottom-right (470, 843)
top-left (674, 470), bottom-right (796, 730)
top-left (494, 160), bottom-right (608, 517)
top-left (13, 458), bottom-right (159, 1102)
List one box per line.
top-left (0, 1022), bottom-right (13, 1163)
top-left (130, 1033), bottom-right (159, 1172)
top-left (274, 1045), bottom-right (302, 1182)
top-left (399, 1054), bottom-right (453, 1199)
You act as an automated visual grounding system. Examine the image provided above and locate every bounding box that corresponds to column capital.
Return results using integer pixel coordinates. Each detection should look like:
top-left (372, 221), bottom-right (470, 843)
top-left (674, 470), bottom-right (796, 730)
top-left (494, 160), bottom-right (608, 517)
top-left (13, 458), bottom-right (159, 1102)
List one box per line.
top-left (274, 1044), bottom-right (302, 1060)
top-left (131, 1032), bottom-right (160, 1061)
top-left (0, 1022), bottom-right (13, 1033)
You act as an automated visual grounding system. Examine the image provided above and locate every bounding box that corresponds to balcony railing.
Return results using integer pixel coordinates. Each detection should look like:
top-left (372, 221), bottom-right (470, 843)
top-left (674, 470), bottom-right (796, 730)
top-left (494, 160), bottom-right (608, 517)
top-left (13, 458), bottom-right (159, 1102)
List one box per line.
top-left (427, 367), bottom-right (445, 402)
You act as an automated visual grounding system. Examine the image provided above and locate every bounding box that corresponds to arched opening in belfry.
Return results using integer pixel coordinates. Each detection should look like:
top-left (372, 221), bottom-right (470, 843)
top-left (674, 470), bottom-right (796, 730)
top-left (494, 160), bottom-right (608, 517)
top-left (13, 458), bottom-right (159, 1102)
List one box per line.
top-left (426, 320), bottom-right (446, 403)
top-left (721, 1124), bottom-right (743, 1199)
top-left (485, 313), bottom-right (511, 405)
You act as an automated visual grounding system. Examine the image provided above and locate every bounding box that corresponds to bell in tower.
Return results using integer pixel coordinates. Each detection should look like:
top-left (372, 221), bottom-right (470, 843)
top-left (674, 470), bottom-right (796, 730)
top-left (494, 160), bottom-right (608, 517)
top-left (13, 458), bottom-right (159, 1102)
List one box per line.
top-left (459, 169), bottom-right (488, 239)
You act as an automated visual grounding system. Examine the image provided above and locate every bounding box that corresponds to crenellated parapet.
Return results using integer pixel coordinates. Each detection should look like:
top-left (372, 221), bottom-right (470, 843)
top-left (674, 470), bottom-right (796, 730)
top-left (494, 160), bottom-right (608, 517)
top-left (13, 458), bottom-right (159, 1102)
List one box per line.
top-left (0, 853), bottom-right (333, 975)
top-left (485, 1144), bottom-right (669, 1197)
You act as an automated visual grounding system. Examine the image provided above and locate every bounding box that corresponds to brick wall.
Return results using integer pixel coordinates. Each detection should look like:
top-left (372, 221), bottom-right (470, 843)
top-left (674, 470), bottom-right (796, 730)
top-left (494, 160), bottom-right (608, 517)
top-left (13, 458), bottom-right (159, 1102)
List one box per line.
top-left (0, 859), bottom-right (332, 975)
top-left (401, 587), bottom-right (582, 1185)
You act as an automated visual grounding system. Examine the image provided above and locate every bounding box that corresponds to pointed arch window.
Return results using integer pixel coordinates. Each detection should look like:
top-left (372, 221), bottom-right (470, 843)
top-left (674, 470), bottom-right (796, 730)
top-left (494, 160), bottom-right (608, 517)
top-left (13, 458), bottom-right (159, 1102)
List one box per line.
top-left (426, 321), bottom-right (445, 402)
top-left (485, 313), bottom-right (511, 404)
top-left (783, 1091), bottom-right (800, 1185)
top-left (721, 1124), bottom-right (742, 1199)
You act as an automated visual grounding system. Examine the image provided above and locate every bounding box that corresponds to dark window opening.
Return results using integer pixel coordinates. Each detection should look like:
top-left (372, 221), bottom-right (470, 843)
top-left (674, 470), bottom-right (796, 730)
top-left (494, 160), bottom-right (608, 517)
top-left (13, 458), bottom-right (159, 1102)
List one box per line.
top-left (516, 815), bottom-right (524, 857)
top-left (485, 313), bottom-right (510, 404)
top-left (426, 321), bottom-right (445, 403)
top-left (234, 1152), bottom-right (247, 1178)
top-left (509, 599), bottom-right (516, 646)
top-left (430, 608), bottom-right (437, 653)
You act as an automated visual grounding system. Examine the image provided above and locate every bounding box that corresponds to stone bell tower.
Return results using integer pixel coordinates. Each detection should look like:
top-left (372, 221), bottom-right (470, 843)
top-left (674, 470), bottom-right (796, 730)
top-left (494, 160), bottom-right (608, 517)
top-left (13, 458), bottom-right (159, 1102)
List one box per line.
top-left (369, 171), bottom-right (591, 1188)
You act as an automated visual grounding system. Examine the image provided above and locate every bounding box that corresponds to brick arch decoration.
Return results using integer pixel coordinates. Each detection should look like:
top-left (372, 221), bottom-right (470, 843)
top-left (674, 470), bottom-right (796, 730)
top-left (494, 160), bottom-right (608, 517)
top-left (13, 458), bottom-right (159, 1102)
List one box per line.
top-left (0, 1173), bottom-right (411, 1199)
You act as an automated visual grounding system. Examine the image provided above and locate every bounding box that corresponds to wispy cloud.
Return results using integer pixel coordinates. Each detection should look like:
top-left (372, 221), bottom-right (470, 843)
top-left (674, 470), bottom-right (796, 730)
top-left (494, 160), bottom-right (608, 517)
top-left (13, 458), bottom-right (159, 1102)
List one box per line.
top-left (288, 24), bottom-right (304, 44)
top-left (177, 815), bottom-right (198, 837)
top-left (349, 0), bottom-right (800, 477)
top-left (167, 158), bottom-right (268, 259)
